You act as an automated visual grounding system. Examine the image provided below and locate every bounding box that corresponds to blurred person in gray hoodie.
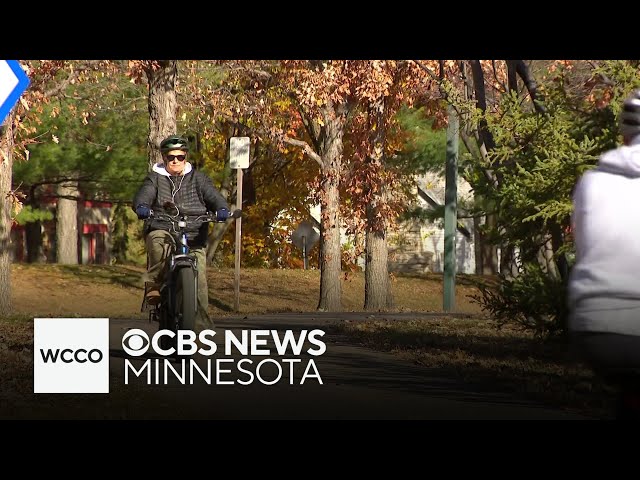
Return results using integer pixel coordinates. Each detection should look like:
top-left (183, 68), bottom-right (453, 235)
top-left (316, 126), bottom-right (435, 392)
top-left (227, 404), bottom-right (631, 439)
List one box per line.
top-left (568, 89), bottom-right (640, 418)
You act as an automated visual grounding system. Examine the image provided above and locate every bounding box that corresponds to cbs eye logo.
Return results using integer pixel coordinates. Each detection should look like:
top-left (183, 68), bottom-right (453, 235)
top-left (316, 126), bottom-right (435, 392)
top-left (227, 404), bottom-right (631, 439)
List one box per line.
top-left (122, 329), bottom-right (150, 357)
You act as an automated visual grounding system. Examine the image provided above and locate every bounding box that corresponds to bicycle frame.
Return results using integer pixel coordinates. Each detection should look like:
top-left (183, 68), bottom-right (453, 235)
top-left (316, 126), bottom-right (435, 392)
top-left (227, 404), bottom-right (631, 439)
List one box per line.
top-left (143, 208), bottom-right (216, 348)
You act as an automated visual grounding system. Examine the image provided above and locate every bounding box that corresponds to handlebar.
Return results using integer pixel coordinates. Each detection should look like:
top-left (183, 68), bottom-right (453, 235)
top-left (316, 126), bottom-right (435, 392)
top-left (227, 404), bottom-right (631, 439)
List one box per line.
top-left (149, 209), bottom-right (241, 225)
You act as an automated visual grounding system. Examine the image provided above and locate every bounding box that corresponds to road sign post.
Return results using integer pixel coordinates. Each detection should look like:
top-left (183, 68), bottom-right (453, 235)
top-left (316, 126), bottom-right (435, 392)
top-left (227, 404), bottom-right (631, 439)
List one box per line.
top-left (0, 60), bottom-right (30, 128)
top-left (230, 137), bottom-right (250, 312)
top-left (302, 236), bottom-right (308, 269)
top-left (292, 220), bottom-right (319, 269)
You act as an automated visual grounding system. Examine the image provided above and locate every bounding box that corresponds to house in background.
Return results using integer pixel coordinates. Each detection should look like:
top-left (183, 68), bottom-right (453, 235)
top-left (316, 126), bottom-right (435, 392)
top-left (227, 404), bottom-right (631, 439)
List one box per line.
top-left (387, 172), bottom-right (477, 275)
top-left (79, 200), bottom-right (112, 264)
top-left (10, 196), bottom-right (112, 265)
top-left (302, 171), bottom-right (478, 274)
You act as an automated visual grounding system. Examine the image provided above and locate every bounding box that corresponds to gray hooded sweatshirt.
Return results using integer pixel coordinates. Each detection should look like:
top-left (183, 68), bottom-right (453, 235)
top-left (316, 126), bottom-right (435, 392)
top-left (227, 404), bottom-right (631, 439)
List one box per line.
top-left (568, 139), bottom-right (640, 335)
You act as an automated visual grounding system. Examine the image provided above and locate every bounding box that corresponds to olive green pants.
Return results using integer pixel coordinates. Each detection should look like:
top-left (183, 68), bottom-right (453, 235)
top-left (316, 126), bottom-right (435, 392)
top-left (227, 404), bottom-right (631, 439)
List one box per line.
top-left (145, 229), bottom-right (213, 332)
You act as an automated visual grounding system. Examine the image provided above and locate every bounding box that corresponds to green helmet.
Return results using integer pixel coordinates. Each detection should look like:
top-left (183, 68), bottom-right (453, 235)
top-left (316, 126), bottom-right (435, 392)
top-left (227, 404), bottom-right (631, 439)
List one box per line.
top-left (160, 135), bottom-right (190, 153)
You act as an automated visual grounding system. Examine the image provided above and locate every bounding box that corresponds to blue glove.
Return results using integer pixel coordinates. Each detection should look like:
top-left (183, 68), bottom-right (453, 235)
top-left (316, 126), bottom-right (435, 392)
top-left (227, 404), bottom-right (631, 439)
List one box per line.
top-left (216, 208), bottom-right (230, 222)
top-left (136, 204), bottom-right (151, 219)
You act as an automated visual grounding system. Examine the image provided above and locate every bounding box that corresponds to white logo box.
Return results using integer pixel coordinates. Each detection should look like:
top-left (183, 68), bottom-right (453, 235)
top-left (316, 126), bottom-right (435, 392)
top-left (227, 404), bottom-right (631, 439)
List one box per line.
top-left (34, 318), bottom-right (109, 394)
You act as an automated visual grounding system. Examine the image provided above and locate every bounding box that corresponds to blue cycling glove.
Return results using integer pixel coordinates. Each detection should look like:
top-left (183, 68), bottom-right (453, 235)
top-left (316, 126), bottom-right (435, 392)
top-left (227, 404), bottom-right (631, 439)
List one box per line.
top-left (136, 204), bottom-right (151, 219)
top-left (216, 208), bottom-right (230, 221)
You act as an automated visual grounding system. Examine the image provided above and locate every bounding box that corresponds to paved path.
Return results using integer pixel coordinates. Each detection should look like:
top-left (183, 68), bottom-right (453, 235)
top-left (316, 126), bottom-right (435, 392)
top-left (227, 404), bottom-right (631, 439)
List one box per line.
top-left (106, 312), bottom-right (591, 420)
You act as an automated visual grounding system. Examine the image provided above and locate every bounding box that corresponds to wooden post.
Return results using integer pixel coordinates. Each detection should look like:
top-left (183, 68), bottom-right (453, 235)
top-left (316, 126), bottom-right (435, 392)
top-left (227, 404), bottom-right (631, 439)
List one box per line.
top-left (229, 136), bottom-right (250, 313)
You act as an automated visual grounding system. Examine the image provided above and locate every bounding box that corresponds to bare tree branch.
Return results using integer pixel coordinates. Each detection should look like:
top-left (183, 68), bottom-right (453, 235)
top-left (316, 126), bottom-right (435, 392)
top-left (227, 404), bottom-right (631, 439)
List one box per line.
top-left (469, 60), bottom-right (496, 153)
top-left (506, 60), bottom-right (518, 93)
top-left (283, 135), bottom-right (323, 167)
top-left (492, 60), bottom-right (508, 93)
top-left (295, 102), bottom-right (322, 154)
top-left (411, 60), bottom-right (439, 82)
top-left (513, 60), bottom-right (546, 113)
top-left (43, 61), bottom-right (103, 98)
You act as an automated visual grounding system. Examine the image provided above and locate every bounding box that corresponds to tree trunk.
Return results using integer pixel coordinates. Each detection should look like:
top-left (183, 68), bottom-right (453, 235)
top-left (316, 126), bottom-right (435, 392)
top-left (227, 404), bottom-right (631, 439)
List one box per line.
top-left (317, 165), bottom-right (342, 311)
top-left (0, 114), bottom-right (15, 316)
top-left (286, 71), bottom-right (347, 311)
top-left (363, 107), bottom-right (393, 310)
top-left (550, 222), bottom-right (569, 283)
top-left (25, 185), bottom-right (45, 262)
top-left (506, 60), bottom-right (518, 93)
top-left (26, 219), bottom-right (45, 263)
top-left (480, 213), bottom-right (499, 275)
top-left (500, 243), bottom-right (520, 280)
top-left (55, 181), bottom-right (78, 264)
top-left (110, 203), bottom-right (130, 264)
top-left (206, 135), bottom-right (233, 265)
top-left (206, 221), bottom-right (232, 265)
top-left (473, 215), bottom-right (483, 275)
top-left (316, 108), bottom-right (344, 311)
top-left (145, 60), bottom-right (177, 169)
top-left (364, 202), bottom-right (393, 310)
top-left (469, 60), bottom-right (496, 153)
top-left (537, 234), bottom-right (560, 281)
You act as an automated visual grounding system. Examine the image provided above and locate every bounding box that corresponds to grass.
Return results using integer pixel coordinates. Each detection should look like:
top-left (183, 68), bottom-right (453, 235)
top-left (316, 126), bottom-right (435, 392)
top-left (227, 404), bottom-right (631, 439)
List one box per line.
top-left (10, 263), bottom-right (486, 318)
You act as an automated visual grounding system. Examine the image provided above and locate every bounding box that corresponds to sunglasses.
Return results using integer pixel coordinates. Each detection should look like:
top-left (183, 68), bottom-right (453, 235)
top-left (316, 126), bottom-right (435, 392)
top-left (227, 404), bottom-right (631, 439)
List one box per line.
top-left (166, 154), bottom-right (186, 162)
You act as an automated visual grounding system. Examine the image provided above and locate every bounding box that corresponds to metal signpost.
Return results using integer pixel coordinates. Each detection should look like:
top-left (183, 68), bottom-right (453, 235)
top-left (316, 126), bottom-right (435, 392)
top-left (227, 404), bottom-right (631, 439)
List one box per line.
top-left (0, 60), bottom-right (30, 127)
top-left (230, 137), bottom-right (250, 312)
top-left (292, 220), bottom-right (320, 269)
top-left (443, 105), bottom-right (459, 312)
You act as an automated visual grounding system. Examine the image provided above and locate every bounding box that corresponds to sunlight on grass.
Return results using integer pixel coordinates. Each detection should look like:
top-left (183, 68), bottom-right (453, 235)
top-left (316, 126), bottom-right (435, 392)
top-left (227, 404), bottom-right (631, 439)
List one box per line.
top-left (11, 264), bottom-right (485, 318)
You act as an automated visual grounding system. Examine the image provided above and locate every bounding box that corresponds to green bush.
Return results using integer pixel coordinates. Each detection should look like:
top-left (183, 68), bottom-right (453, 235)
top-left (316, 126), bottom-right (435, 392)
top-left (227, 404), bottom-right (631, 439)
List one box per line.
top-left (473, 262), bottom-right (568, 338)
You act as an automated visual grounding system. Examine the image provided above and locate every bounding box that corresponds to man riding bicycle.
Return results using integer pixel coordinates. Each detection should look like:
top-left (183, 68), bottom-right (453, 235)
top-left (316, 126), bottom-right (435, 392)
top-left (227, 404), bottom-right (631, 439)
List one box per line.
top-left (132, 134), bottom-right (230, 332)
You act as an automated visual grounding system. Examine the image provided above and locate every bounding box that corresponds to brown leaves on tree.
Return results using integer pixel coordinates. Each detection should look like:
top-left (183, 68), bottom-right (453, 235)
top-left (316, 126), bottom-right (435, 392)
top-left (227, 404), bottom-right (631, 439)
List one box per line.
top-left (5, 188), bottom-right (26, 221)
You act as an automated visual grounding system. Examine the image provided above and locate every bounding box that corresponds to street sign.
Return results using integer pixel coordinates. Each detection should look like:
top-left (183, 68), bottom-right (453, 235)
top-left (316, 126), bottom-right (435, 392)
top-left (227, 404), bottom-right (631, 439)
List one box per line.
top-left (292, 220), bottom-right (320, 251)
top-left (230, 136), bottom-right (250, 169)
top-left (292, 220), bottom-right (320, 269)
top-left (0, 60), bottom-right (30, 126)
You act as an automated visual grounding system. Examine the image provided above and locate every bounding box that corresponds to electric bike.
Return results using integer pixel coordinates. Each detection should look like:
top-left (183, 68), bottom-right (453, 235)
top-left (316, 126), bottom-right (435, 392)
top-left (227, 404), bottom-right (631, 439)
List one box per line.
top-left (141, 202), bottom-right (240, 352)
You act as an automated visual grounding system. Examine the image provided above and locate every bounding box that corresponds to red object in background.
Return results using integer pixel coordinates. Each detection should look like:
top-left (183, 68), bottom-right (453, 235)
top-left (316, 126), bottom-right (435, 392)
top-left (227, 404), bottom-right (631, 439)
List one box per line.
top-left (82, 224), bottom-right (108, 234)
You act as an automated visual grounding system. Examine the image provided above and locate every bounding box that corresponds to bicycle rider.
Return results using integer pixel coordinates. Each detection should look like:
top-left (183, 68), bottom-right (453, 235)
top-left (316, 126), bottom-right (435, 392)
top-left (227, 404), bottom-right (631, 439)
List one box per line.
top-left (132, 135), bottom-right (230, 333)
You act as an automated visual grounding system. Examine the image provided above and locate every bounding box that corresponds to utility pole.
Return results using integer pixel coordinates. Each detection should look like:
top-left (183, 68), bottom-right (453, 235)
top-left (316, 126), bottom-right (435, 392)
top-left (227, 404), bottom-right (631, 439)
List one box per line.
top-left (443, 105), bottom-right (458, 312)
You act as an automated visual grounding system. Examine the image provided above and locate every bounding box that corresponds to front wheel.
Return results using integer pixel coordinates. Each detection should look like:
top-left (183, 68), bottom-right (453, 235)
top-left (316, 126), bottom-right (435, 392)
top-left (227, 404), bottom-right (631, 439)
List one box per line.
top-left (157, 301), bottom-right (176, 352)
top-left (176, 266), bottom-right (197, 332)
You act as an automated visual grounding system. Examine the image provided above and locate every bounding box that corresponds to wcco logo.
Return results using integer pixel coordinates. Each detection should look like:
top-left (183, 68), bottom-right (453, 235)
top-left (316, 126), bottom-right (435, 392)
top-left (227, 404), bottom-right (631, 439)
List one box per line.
top-left (34, 318), bottom-right (109, 394)
top-left (40, 348), bottom-right (104, 364)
